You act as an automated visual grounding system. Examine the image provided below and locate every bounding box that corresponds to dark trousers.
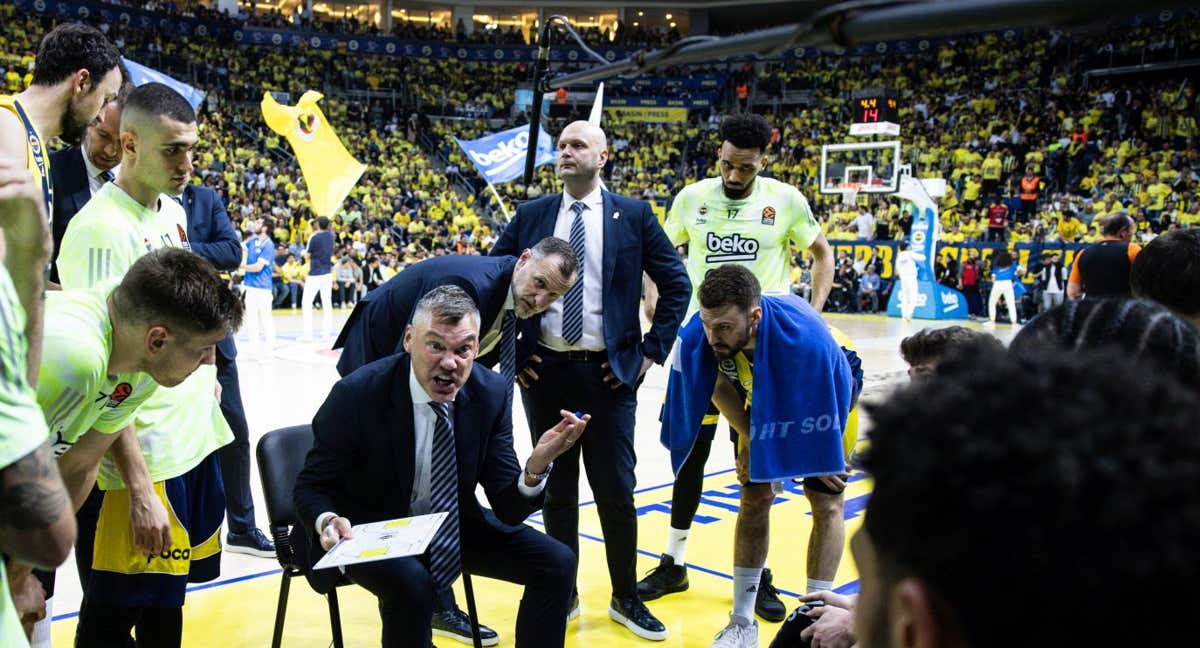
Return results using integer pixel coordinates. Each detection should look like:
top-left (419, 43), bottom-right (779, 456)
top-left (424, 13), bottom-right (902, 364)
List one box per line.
top-left (963, 284), bottom-right (983, 316)
top-left (271, 282), bottom-right (290, 308)
top-left (345, 523), bottom-right (574, 648)
top-left (216, 351), bottom-right (255, 534)
top-left (520, 352), bottom-right (639, 598)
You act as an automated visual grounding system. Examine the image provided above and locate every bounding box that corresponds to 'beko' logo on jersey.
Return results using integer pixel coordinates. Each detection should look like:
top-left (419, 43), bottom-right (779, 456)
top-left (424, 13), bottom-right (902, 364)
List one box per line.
top-left (706, 232), bottom-right (759, 262)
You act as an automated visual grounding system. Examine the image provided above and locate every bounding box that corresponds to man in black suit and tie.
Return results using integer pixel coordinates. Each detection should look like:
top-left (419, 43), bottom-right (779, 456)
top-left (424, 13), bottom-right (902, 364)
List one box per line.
top-left (294, 285), bottom-right (587, 648)
top-left (490, 120), bottom-right (690, 640)
top-left (332, 236), bottom-right (577, 645)
top-left (334, 236), bottom-right (578, 380)
top-left (179, 182), bottom-right (277, 558)
top-left (48, 96), bottom-right (125, 285)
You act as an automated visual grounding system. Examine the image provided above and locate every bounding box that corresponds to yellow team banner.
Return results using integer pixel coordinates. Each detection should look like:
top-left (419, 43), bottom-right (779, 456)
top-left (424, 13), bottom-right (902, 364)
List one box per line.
top-left (602, 106), bottom-right (688, 123)
top-left (261, 90), bottom-right (366, 217)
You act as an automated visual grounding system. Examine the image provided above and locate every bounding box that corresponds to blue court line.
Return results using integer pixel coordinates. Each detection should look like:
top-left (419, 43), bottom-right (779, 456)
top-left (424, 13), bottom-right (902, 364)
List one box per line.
top-left (52, 567), bottom-right (284, 622)
top-left (53, 466), bottom-right (861, 622)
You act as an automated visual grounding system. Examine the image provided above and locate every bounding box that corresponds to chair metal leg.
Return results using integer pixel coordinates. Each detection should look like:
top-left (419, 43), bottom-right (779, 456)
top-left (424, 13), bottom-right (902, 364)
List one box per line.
top-left (271, 571), bottom-right (292, 648)
top-left (462, 573), bottom-right (484, 648)
top-left (327, 588), bottom-right (345, 648)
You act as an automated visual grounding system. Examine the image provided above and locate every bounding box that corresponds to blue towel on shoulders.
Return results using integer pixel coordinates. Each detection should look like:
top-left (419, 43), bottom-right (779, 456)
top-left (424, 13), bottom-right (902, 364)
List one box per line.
top-left (661, 294), bottom-right (853, 482)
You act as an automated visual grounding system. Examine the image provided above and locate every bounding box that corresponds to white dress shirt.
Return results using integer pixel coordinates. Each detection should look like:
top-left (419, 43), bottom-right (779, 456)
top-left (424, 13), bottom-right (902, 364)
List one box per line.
top-left (478, 289), bottom-right (515, 357)
top-left (540, 186), bottom-right (605, 351)
top-left (315, 365), bottom-right (546, 535)
top-left (80, 145), bottom-right (117, 197)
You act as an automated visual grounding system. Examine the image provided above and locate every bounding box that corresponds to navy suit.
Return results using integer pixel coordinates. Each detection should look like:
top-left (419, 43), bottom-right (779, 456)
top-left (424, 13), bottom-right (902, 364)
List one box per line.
top-left (490, 190), bottom-right (689, 598)
top-left (181, 184), bottom-right (259, 535)
top-left (48, 146), bottom-right (92, 285)
top-left (334, 255), bottom-right (519, 377)
top-left (293, 354), bottom-right (575, 647)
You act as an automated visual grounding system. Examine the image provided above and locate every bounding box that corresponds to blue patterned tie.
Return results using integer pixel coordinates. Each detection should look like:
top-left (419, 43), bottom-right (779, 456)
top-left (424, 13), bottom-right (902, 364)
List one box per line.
top-left (499, 309), bottom-right (516, 404)
top-left (562, 201), bottom-right (587, 345)
top-left (427, 402), bottom-right (461, 590)
top-left (99, 170), bottom-right (114, 183)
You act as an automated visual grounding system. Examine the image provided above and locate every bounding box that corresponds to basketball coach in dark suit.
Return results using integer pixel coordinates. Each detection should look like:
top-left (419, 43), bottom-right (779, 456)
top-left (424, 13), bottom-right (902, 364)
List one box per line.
top-left (294, 286), bottom-right (588, 647)
top-left (334, 236), bottom-right (578, 379)
top-left (489, 120), bottom-right (690, 640)
top-left (181, 182), bottom-right (276, 557)
top-left (48, 98), bottom-right (124, 285)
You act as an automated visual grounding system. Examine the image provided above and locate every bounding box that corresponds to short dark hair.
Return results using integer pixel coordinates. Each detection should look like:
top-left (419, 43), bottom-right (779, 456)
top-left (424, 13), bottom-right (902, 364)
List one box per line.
top-left (30, 23), bottom-right (121, 88)
top-left (1011, 298), bottom-right (1200, 391)
top-left (317, 216), bottom-right (331, 230)
top-left (1130, 228), bottom-right (1200, 317)
top-left (899, 326), bottom-right (1001, 368)
top-left (112, 248), bottom-right (244, 336)
top-left (1099, 211), bottom-right (1134, 236)
top-left (992, 249), bottom-right (1013, 268)
top-left (698, 264), bottom-right (760, 312)
top-left (123, 82), bottom-right (196, 125)
top-left (530, 236), bottom-right (579, 282)
top-left (719, 112), bottom-right (773, 153)
top-left (862, 343), bottom-right (1200, 647)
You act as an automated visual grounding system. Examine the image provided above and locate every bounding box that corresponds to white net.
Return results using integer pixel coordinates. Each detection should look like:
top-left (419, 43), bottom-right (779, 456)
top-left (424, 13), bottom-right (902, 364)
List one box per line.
top-left (839, 183), bottom-right (862, 206)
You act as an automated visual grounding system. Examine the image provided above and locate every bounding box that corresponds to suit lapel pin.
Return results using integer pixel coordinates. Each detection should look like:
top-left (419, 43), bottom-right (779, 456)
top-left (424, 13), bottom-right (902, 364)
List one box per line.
top-left (613, 211), bottom-right (620, 220)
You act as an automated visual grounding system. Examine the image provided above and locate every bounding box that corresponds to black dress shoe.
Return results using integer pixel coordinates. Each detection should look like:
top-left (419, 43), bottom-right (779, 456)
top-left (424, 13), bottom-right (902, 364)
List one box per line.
top-left (432, 607), bottom-right (500, 647)
top-left (608, 595), bottom-right (668, 641)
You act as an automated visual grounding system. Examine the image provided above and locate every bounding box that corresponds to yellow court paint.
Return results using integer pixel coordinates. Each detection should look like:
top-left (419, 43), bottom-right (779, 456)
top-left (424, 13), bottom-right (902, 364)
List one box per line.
top-left (53, 471), bottom-right (870, 647)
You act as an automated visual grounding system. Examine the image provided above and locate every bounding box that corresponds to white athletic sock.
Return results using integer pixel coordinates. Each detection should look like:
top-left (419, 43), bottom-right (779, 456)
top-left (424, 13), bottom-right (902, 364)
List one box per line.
top-left (807, 578), bottom-right (835, 593)
top-left (665, 527), bottom-right (689, 565)
top-left (733, 566), bottom-right (763, 623)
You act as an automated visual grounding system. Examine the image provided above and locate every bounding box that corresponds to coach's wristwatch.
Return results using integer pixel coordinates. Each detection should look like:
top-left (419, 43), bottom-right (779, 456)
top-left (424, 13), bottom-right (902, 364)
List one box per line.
top-left (524, 461), bottom-right (554, 483)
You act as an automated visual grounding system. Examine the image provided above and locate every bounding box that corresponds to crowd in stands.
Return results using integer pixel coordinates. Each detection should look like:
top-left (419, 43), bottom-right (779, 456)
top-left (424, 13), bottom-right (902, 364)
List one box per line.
top-left (3, 1), bottom-right (1199, 316)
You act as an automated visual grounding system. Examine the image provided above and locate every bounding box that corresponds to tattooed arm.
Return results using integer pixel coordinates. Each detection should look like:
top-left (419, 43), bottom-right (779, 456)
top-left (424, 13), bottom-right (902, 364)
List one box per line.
top-left (0, 442), bottom-right (75, 569)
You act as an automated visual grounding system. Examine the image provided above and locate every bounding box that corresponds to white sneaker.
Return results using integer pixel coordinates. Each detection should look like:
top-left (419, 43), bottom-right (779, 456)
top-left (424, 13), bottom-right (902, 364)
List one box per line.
top-left (710, 615), bottom-right (758, 648)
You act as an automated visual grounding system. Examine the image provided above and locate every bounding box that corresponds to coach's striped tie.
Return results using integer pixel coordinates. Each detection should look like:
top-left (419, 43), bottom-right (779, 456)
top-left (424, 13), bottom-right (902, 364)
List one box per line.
top-left (562, 201), bottom-right (587, 345)
top-left (499, 309), bottom-right (516, 404)
top-left (427, 402), bottom-right (461, 590)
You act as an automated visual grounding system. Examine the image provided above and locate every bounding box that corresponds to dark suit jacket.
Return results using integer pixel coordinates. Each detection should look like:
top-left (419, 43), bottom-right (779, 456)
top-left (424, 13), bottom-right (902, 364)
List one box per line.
top-left (490, 191), bottom-right (689, 386)
top-left (180, 184), bottom-right (243, 361)
top-left (48, 146), bottom-right (91, 284)
top-left (333, 255), bottom-right (519, 377)
top-left (292, 353), bottom-right (540, 591)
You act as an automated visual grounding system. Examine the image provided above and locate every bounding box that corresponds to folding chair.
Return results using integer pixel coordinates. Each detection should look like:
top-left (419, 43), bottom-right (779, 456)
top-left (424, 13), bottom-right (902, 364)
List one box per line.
top-left (256, 424), bottom-right (485, 648)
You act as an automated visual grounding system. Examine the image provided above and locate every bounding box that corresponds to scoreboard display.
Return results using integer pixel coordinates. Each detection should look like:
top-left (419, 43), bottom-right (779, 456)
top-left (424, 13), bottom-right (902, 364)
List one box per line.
top-left (849, 88), bottom-right (900, 135)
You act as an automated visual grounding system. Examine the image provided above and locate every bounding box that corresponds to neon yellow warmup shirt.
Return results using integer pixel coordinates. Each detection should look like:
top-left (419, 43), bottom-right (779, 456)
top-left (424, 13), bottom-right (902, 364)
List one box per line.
top-left (39, 288), bottom-right (158, 455)
top-left (665, 176), bottom-right (820, 314)
top-left (0, 264), bottom-right (47, 648)
top-left (57, 182), bottom-right (231, 489)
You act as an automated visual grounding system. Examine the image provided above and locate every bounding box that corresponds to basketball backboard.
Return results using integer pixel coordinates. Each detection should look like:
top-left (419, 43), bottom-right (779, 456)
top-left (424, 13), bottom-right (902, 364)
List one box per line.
top-left (819, 141), bottom-right (901, 195)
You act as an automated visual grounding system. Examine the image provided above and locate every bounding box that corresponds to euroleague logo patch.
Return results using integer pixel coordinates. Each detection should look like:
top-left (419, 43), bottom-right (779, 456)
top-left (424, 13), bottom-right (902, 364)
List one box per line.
top-left (761, 205), bottom-right (776, 225)
top-left (104, 382), bottom-right (133, 409)
top-left (296, 113), bottom-right (319, 142)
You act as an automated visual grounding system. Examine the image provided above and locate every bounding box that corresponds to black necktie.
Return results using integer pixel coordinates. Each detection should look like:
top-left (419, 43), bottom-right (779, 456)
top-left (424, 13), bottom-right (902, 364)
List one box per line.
top-left (426, 402), bottom-right (461, 590)
top-left (99, 170), bottom-right (114, 183)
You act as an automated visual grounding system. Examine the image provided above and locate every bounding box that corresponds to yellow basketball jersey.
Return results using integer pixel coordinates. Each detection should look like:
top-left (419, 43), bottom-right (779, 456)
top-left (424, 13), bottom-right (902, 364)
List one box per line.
top-left (0, 94), bottom-right (53, 216)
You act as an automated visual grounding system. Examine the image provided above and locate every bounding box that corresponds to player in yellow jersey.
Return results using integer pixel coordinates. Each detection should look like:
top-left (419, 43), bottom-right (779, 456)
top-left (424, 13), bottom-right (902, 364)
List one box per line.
top-left (0, 23), bottom-right (122, 391)
top-left (0, 23), bottom-right (123, 218)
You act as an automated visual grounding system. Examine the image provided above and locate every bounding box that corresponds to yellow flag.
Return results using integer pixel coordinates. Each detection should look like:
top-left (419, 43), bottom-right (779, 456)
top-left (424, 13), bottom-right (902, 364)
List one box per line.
top-left (261, 91), bottom-right (366, 217)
